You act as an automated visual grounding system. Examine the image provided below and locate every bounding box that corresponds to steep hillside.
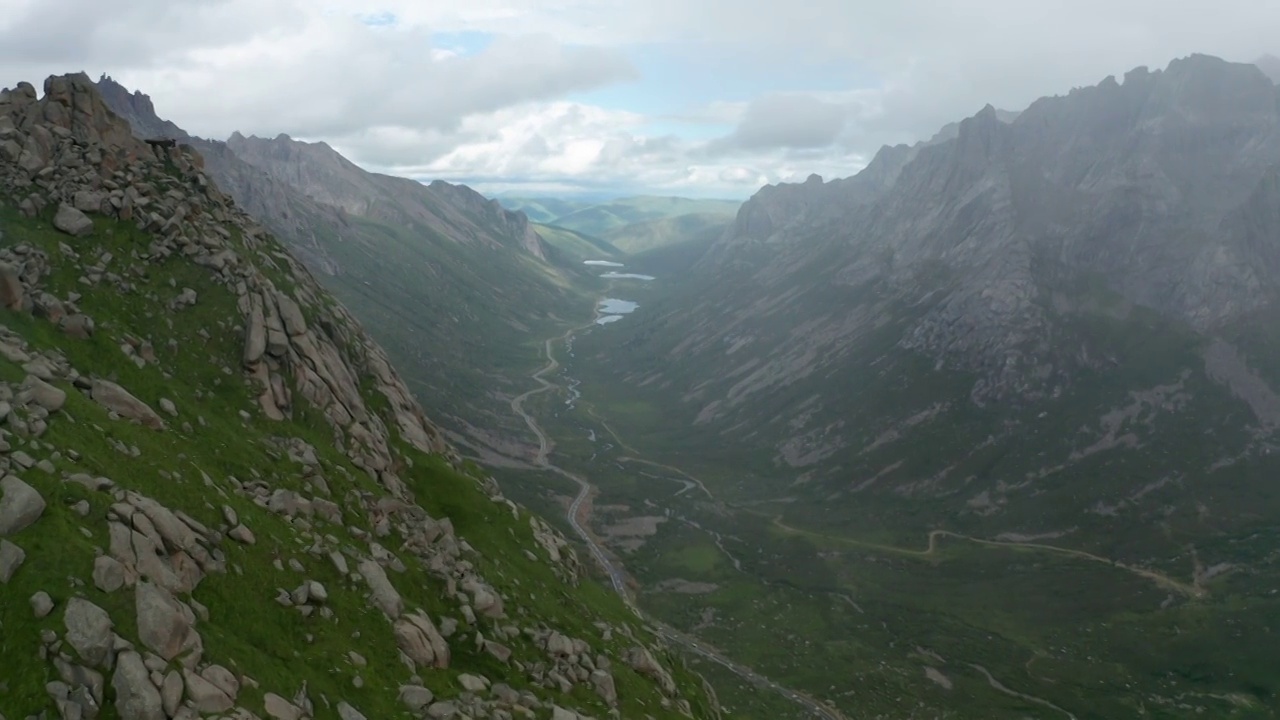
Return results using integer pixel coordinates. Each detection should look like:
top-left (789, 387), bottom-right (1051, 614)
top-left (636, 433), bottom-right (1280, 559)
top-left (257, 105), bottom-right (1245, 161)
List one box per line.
top-left (498, 199), bottom-right (589, 226)
top-left (529, 224), bottom-right (624, 264)
top-left (0, 73), bottom-right (718, 720)
top-left (543, 55), bottom-right (1280, 717)
top-left (94, 76), bottom-right (593, 463)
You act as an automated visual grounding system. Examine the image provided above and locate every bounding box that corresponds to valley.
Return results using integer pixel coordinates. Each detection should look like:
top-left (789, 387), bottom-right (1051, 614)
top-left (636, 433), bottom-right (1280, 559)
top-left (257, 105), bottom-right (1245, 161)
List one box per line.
top-left (489, 184), bottom-right (1280, 718)
top-left (9, 4), bottom-right (1280, 720)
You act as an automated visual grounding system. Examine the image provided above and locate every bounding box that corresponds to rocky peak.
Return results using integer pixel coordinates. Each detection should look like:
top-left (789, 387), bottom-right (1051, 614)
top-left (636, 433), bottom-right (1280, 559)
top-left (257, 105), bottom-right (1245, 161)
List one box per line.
top-left (94, 74), bottom-right (188, 142)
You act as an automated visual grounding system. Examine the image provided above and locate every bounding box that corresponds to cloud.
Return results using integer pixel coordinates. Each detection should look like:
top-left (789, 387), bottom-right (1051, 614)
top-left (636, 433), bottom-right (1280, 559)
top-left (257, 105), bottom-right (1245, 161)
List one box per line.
top-left (0, 0), bottom-right (635, 140)
top-left (709, 93), bottom-right (848, 151)
top-left (3, 0), bottom-right (1279, 198)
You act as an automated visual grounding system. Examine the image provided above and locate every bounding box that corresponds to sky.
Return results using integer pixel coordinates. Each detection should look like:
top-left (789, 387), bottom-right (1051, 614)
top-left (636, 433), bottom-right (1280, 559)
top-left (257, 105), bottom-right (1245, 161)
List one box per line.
top-left (0, 1), bottom-right (1277, 199)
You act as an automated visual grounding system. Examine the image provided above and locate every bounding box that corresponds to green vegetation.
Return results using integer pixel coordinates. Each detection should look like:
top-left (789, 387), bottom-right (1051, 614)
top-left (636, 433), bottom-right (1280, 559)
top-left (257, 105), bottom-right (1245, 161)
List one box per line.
top-left (502, 196), bottom-right (740, 241)
top-left (0, 201), bottom-right (715, 719)
top-left (531, 223), bottom-right (624, 263)
top-left (602, 213), bottom-right (732, 255)
top-left (504, 263), bottom-right (1280, 718)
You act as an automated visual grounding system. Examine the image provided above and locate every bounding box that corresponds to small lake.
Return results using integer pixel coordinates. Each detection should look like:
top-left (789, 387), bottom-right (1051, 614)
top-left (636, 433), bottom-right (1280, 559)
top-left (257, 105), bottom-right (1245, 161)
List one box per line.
top-left (584, 260), bottom-right (657, 281)
top-left (601, 272), bottom-right (657, 280)
top-left (596, 297), bottom-right (638, 325)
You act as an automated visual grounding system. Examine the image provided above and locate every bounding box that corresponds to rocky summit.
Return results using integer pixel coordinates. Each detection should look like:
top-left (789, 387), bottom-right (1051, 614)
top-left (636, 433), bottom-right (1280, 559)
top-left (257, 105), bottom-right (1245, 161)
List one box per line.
top-left (0, 73), bottom-right (718, 720)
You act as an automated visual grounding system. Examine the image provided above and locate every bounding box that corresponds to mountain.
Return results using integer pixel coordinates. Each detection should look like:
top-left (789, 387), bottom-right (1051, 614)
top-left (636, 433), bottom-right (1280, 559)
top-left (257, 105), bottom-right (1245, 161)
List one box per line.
top-left (500, 197), bottom-right (740, 243)
top-left (497, 198), bottom-right (589, 225)
top-left (94, 75), bottom-right (595, 463)
top-left (530, 223), bottom-right (625, 263)
top-left (600, 214), bottom-right (733, 256)
top-left (1257, 54), bottom-right (1280, 84)
top-left (557, 54), bottom-right (1280, 717)
top-left (0, 72), bottom-right (718, 720)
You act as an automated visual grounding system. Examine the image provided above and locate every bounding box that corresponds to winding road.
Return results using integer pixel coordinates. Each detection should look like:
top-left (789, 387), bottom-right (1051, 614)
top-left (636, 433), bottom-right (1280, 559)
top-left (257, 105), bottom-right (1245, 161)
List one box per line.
top-left (509, 318), bottom-right (847, 720)
top-left (767, 517), bottom-right (1207, 599)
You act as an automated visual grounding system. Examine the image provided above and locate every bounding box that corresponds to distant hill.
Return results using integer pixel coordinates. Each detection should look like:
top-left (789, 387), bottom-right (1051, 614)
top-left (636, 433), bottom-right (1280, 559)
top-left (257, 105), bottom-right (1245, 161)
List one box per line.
top-left (532, 223), bottom-right (625, 262)
top-left (603, 213), bottom-right (733, 255)
top-left (500, 196), bottom-right (740, 242)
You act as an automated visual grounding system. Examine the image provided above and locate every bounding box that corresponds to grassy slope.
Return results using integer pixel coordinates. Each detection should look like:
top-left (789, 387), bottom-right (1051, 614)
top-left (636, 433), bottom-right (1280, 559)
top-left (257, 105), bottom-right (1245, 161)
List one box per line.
top-left (303, 213), bottom-right (599, 442)
top-left (602, 214), bottom-right (732, 255)
top-left (0, 203), bottom-right (716, 719)
top-left (535, 198), bottom-right (740, 240)
top-left (531, 224), bottom-right (624, 263)
top-left (497, 198), bottom-right (589, 225)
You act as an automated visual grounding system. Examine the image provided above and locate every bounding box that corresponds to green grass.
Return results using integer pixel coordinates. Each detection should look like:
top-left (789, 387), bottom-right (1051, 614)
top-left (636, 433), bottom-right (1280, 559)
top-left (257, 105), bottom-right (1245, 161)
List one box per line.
top-left (506, 259), bottom-right (1280, 718)
top-left (504, 196), bottom-right (740, 240)
top-left (602, 213), bottom-right (732, 255)
top-left (532, 223), bottom-right (624, 262)
top-left (0, 197), bottom-right (717, 718)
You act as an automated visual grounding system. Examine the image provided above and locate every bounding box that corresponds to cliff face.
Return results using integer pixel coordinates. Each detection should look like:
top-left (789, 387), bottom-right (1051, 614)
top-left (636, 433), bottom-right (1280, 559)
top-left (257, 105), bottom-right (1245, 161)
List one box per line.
top-left (0, 73), bottom-right (716, 720)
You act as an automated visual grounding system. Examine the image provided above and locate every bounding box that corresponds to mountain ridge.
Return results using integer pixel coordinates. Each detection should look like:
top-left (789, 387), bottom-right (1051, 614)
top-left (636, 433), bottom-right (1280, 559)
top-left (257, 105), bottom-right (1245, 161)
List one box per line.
top-left (552, 54), bottom-right (1280, 716)
top-left (93, 75), bottom-right (597, 461)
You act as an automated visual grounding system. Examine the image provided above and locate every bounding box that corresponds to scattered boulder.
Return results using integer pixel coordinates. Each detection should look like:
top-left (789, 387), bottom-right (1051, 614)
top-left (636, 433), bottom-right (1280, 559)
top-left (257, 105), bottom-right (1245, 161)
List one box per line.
top-left (457, 673), bottom-right (489, 692)
top-left (398, 685), bottom-right (434, 712)
top-left (590, 669), bottom-right (618, 706)
top-left (20, 374), bottom-right (66, 412)
top-left (53, 203), bottom-right (94, 237)
top-left (63, 597), bottom-right (114, 667)
top-left (393, 611), bottom-right (451, 669)
top-left (161, 671), bottom-right (184, 718)
top-left (228, 524), bottom-right (255, 544)
top-left (135, 581), bottom-right (195, 661)
top-left (0, 475), bottom-right (46, 535)
top-left (357, 559), bottom-right (402, 618)
top-left (112, 650), bottom-right (165, 720)
top-left (336, 702), bottom-right (367, 720)
top-left (183, 669), bottom-right (234, 713)
top-left (0, 538), bottom-right (25, 582)
top-left (90, 379), bottom-right (165, 429)
top-left (92, 555), bottom-right (126, 593)
top-left (263, 693), bottom-right (304, 720)
top-left (0, 262), bottom-right (22, 310)
top-left (30, 590), bottom-right (54, 617)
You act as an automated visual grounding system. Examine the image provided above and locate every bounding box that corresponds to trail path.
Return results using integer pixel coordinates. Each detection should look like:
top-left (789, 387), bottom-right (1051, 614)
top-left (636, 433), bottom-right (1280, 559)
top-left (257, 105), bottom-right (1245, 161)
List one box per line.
top-left (767, 517), bottom-right (1206, 599)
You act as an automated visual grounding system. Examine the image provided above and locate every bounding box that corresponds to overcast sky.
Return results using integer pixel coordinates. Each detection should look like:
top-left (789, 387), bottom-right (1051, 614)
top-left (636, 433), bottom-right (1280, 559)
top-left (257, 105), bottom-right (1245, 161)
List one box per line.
top-left (1, 0), bottom-right (1277, 198)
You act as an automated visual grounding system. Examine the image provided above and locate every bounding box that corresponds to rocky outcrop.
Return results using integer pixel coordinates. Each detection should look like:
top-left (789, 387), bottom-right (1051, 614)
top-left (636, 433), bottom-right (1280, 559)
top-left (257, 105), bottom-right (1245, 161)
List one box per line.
top-left (0, 72), bottom-right (711, 720)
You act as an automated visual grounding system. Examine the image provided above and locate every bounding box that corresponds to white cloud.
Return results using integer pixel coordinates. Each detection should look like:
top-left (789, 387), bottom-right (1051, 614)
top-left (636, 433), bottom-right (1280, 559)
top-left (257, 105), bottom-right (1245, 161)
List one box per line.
top-left (2, 0), bottom-right (1278, 197)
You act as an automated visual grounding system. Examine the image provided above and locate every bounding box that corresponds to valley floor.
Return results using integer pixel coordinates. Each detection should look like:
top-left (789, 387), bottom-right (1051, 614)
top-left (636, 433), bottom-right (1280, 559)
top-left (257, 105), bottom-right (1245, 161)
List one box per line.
top-left (480, 285), bottom-right (1280, 720)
